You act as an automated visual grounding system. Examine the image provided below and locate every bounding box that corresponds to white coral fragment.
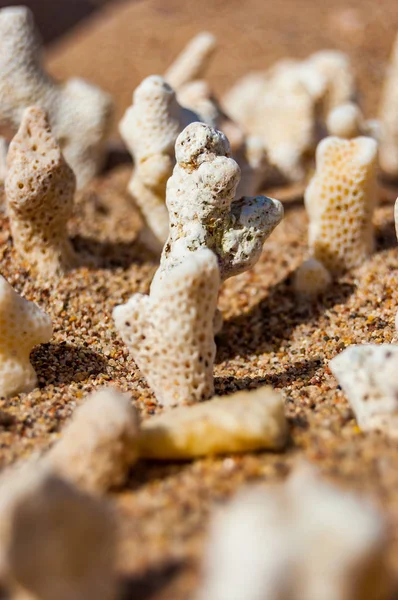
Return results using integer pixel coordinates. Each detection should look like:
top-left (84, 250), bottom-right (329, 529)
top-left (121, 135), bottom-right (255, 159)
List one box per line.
top-left (0, 465), bottom-right (116, 600)
top-left (113, 249), bottom-right (220, 407)
top-left (326, 102), bottom-right (364, 138)
top-left (305, 135), bottom-right (378, 275)
top-left (330, 344), bottom-right (398, 436)
top-left (0, 6), bottom-right (113, 188)
top-left (139, 386), bottom-right (288, 459)
top-left (154, 122), bottom-right (283, 286)
top-left (294, 257), bottom-right (332, 299)
top-left (0, 275), bottom-right (52, 399)
top-left (165, 32), bottom-right (217, 91)
top-left (45, 388), bottom-right (140, 494)
top-left (6, 106), bottom-right (76, 276)
top-left (198, 464), bottom-right (390, 600)
top-left (0, 136), bottom-right (7, 183)
top-left (379, 31), bottom-right (398, 179)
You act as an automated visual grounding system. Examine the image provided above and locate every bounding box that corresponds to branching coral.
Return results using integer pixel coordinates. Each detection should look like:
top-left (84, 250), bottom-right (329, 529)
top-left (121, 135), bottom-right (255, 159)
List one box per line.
top-left (6, 106), bottom-right (76, 276)
top-left (113, 249), bottom-right (220, 407)
top-left (379, 31), bottom-right (398, 179)
top-left (304, 136), bottom-right (378, 275)
top-left (164, 31), bottom-right (217, 91)
top-left (0, 6), bottom-right (113, 188)
top-left (0, 275), bottom-right (52, 399)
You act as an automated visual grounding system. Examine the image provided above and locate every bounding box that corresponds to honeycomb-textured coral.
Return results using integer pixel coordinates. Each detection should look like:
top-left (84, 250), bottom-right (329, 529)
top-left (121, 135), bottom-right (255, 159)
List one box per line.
top-left (113, 249), bottom-right (220, 407)
top-left (139, 386), bottom-right (288, 459)
top-left (330, 344), bottom-right (398, 437)
top-left (0, 465), bottom-right (116, 600)
top-left (46, 388), bottom-right (140, 494)
top-left (164, 32), bottom-right (217, 91)
top-left (379, 31), bottom-right (398, 179)
top-left (0, 6), bottom-right (113, 188)
top-left (294, 257), bottom-right (332, 299)
top-left (6, 107), bottom-right (76, 276)
top-left (154, 122), bottom-right (283, 286)
top-left (198, 464), bottom-right (390, 600)
top-left (0, 275), bottom-right (52, 399)
top-left (305, 136), bottom-right (378, 275)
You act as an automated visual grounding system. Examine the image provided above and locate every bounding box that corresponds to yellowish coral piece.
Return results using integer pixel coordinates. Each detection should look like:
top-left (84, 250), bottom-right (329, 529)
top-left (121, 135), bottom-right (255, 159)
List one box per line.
top-left (379, 32), bottom-right (398, 179)
top-left (0, 275), bottom-right (52, 399)
top-left (294, 257), bottom-right (332, 299)
top-left (165, 32), bottom-right (217, 91)
top-left (326, 102), bottom-right (364, 138)
top-left (305, 136), bottom-right (378, 275)
top-left (307, 50), bottom-right (356, 114)
top-left (45, 388), bottom-right (140, 494)
top-left (139, 386), bottom-right (288, 460)
top-left (6, 106), bottom-right (76, 276)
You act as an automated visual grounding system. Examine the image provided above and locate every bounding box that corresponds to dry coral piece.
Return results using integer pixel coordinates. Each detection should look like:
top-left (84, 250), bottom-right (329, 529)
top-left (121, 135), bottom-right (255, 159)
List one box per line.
top-left (139, 386), bottom-right (288, 460)
top-left (379, 30), bottom-right (398, 179)
top-left (113, 249), bottom-right (220, 407)
top-left (330, 344), bottom-right (398, 437)
top-left (6, 106), bottom-right (76, 277)
top-left (45, 388), bottom-right (140, 494)
top-left (198, 463), bottom-right (391, 600)
top-left (326, 102), bottom-right (380, 140)
top-left (0, 137), bottom-right (7, 183)
top-left (153, 122), bottom-right (283, 287)
top-left (164, 31), bottom-right (217, 91)
top-left (0, 465), bottom-right (116, 600)
top-left (293, 257), bottom-right (332, 299)
top-left (304, 135), bottom-right (378, 275)
top-left (0, 275), bottom-right (52, 399)
top-left (0, 6), bottom-right (113, 188)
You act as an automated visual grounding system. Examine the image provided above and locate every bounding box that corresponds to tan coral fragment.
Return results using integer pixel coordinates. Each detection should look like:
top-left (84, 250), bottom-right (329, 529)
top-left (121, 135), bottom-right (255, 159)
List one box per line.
top-left (305, 136), bottom-right (378, 275)
top-left (293, 257), bottom-right (332, 299)
top-left (6, 106), bottom-right (76, 276)
top-left (164, 32), bottom-right (217, 91)
top-left (139, 386), bottom-right (288, 460)
top-left (45, 388), bottom-right (140, 494)
top-left (113, 249), bottom-right (220, 407)
top-left (0, 275), bottom-right (52, 399)
top-left (379, 31), bottom-right (398, 179)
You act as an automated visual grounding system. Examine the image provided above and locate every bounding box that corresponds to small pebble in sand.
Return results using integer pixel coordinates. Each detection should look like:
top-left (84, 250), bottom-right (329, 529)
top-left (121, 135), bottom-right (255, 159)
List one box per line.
top-left (113, 249), bottom-right (220, 407)
top-left (6, 106), bottom-right (77, 277)
top-left (198, 463), bottom-right (391, 600)
top-left (293, 257), bottom-right (332, 298)
top-left (0, 6), bottom-right (113, 188)
top-left (45, 388), bottom-right (140, 494)
top-left (164, 31), bottom-right (217, 91)
top-left (139, 386), bottom-right (288, 460)
top-left (330, 344), bottom-right (398, 436)
top-left (0, 275), bottom-right (52, 399)
top-left (0, 465), bottom-right (116, 600)
top-left (305, 135), bottom-right (378, 275)
top-left (379, 30), bottom-right (398, 179)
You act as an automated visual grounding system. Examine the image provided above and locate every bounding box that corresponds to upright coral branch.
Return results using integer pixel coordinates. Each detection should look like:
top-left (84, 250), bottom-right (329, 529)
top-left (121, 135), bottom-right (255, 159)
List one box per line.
top-left (6, 106), bottom-right (76, 277)
top-left (164, 32), bottom-right (217, 91)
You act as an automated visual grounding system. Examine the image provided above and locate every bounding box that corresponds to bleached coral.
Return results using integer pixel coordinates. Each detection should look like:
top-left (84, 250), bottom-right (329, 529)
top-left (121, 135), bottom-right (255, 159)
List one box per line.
top-left (379, 31), bottom-right (398, 179)
top-left (293, 257), bottom-right (332, 299)
top-left (0, 275), bottom-right (52, 399)
top-left (330, 344), bottom-right (398, 437)
top-left (46, 388), bottom-right (140, 494)
top-left (154, 122), bottom-right (283, 286)
top-left (6, 106), bottom-right (76, 276)
top-left (0, 465), bottom-right (116, 600)
top-left (198, 464), bottom-right (390, 600)
top-left (395, 197), bottom-right (398, 239)
top-left (139, 386), bottom-right (288, 460)
top-left (307, 50), bottom-right (356, 115)
top-left (164, 31), bottom-right (217, 91)
top-left (113, 249), bottom-right (220, 407)
top-left (305, 136), bottom-right (378, 275)
top-left (0, 6), bottom-right (113, 188)
top-left (0, 137), bottom-right (7, 183)
top-left (326, 102), bottom-right (364, 138)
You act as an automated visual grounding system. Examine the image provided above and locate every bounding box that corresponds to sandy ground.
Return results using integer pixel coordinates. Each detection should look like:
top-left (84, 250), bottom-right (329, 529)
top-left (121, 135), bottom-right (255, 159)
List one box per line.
top-left (1, 0), bottom-right (398, 598)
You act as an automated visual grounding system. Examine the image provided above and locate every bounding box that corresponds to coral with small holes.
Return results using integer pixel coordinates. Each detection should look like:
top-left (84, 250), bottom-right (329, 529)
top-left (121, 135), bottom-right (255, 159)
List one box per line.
top-left (113, 249), bottom-right (220, 406)
top-left (305, 136), bottom-right (378, 275)
top-left (0, 275), bottom-right (52, 399)
top-left (6, 106), bottom-right (76, 277)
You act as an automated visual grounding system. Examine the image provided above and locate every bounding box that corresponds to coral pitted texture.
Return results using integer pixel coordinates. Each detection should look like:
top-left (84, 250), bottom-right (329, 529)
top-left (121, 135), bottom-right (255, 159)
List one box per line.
top-left (0, 6), bottom-right (113, 188)
top-left (154, 122), bottom-right (283, 286)
top-left (305, 135), bottom-right (378, 275)
top-left (6, 107), bottom-right (76, 277)
top-left (113, 249), bottom-right (220, 406)
top-left (0, 275), bottom-right (52, 399)
top-left (119, 75), bottom-right (194, 247)
top-left (46, 388), bottom-right (140, 493)
top-left (139, 386), bottom-right (288, 459)
top-left (0, 465), bottom-right (116, 600)
top-left (293, 257), bottom-right (332, 299)
top-left (198, 464), bottom-right (390, 600)
top-left (379, 31), bottom-right (398, 179)
top-left (330, 345), bottom-right (398, 437)
top-left (164, 32), bottom-right (217, 91)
